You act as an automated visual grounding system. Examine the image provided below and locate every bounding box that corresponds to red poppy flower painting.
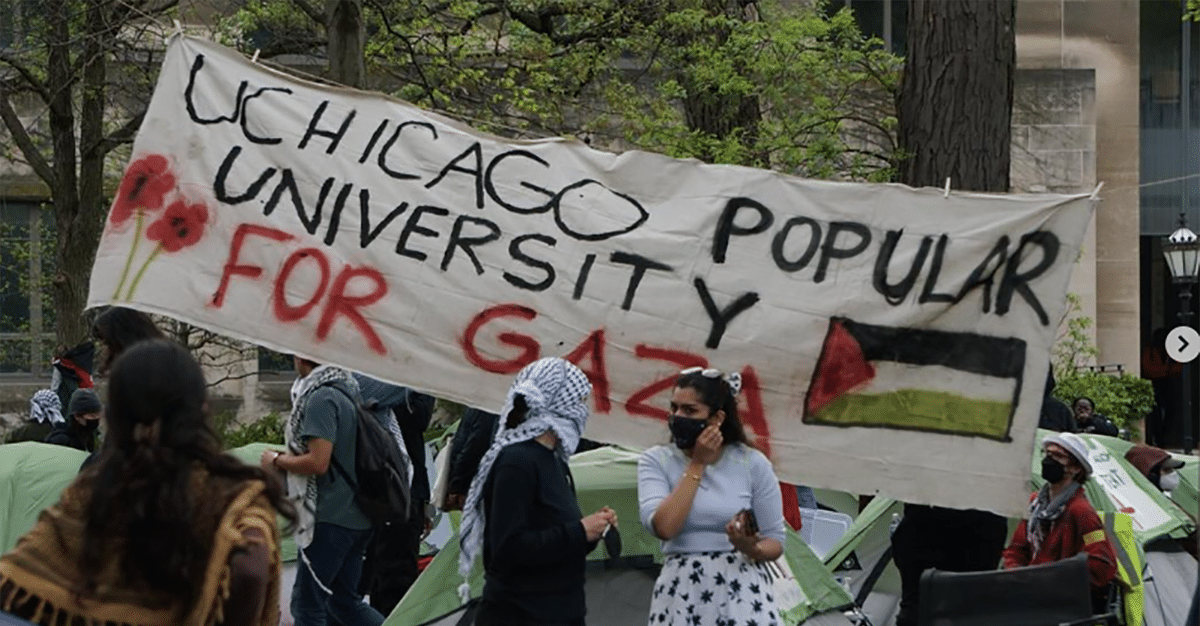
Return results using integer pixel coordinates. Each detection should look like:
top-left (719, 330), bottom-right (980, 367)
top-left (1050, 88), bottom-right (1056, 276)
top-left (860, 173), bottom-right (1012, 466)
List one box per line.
top-left (146, 200), bottom-right (209, 252)
top-left (110, 155), bottom-right (176, 226)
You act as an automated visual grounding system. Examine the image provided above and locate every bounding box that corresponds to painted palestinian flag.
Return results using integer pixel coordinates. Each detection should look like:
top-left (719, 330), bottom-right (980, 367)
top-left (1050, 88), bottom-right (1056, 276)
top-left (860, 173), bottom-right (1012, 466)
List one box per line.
top-left (803, 317), bottom-right (1027, 441)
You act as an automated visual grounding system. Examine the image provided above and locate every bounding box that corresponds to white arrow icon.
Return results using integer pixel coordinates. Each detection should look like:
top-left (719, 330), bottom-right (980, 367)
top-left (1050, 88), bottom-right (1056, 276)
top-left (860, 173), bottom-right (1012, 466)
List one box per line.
top-left (1167, 326), bottom-right (1200, 363)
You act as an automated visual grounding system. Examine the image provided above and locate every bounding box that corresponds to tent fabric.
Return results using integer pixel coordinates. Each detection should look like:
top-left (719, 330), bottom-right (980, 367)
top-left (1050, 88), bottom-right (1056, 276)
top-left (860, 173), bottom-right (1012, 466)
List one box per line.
top-left (0, 443), bottom-right (87, 555)
top-left (0, 442), bottom-right (297, 562)
top-left (1141, 548), bottom-right (1198, 626)
top-left (386, 446), bottom-right (855, 626)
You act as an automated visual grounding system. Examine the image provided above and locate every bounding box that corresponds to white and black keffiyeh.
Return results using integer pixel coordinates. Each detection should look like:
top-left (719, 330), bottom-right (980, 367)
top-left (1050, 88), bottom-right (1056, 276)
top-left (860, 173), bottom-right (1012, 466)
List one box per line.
top-left (29, 389), bottom-right (64, 426)
top-left (457, 357), bottom-right (592, 599)
top-left (285, 364), bottom-right (359, 550)
top-left (1026, 482), bottom-right (1080, 556)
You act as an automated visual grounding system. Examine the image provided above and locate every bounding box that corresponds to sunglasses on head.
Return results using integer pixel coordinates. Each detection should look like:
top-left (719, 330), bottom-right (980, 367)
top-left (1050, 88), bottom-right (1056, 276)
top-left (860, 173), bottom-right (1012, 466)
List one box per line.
top-left (680, 366), bottom-right (722, 378)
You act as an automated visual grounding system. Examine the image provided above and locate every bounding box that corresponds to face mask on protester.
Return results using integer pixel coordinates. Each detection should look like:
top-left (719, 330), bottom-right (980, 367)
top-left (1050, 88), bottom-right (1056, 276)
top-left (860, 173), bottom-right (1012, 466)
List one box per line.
top-left (1041, 456), bottom-right (1067, 483)
top-left (1159, 471), bottom-right (1181, 492)
top-left (668, 415), bottom-right (709, 450)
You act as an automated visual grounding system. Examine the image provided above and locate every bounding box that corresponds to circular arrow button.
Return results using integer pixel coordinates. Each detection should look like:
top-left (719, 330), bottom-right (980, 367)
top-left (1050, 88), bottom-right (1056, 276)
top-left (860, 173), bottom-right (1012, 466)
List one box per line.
top-left (1167, 326), bottom-right (1200, 363)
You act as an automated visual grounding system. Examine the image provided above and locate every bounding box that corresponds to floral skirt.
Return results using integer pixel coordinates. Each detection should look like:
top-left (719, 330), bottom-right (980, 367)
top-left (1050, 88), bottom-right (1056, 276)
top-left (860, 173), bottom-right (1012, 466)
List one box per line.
top-left (648, 551), bottom-right (781, 626)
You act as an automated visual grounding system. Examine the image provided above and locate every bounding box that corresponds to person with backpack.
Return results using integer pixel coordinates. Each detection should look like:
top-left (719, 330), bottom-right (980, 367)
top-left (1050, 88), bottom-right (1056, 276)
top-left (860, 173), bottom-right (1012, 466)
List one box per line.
top-left (261, 356), bottom-right (384, 626)
top-left (353, 373), bottom-right (434, 615)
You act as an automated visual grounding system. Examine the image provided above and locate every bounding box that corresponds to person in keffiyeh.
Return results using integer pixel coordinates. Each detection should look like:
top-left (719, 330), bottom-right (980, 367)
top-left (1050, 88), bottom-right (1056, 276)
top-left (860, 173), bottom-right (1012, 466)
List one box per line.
top-left (458, 357), bottom-right (617, 626)
top-left (1003, 432), bottom-right (1117, 610)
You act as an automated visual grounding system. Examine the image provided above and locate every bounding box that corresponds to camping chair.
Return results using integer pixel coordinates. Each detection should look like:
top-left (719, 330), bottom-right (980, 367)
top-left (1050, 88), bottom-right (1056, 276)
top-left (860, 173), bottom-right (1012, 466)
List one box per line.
top-left (917, 553), bottom-right (1120, 626)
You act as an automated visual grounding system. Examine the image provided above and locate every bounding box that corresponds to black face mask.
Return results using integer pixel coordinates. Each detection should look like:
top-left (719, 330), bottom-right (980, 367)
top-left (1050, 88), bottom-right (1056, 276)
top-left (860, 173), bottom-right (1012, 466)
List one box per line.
top-left (1040, 456), bottom-right (1066, 483)
top-left (668, 415), bottom-right (708, 450)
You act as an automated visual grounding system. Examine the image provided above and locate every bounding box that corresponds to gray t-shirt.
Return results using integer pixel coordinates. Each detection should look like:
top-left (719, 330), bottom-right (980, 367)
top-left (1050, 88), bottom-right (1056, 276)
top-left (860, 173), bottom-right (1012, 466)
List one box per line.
top-left (637, 443), bottom-right (786, 554)
top-left (300, 384), bottom-right (372, 530)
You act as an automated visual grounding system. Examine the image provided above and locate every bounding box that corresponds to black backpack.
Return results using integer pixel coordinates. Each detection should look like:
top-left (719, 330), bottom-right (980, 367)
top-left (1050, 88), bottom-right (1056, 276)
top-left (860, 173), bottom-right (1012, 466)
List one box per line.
top-left (328, 387), bottom-right (412, 524)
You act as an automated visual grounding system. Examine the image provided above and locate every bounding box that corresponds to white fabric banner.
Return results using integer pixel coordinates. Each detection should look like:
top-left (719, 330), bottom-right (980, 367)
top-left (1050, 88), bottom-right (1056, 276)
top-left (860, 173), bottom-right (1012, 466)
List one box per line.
top-left (88, 36), bottom-right (1096, 516)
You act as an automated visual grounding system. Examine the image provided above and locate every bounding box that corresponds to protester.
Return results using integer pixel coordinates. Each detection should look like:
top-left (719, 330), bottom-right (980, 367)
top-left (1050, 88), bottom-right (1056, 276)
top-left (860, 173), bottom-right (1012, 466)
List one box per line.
top-left (1038, 369), bottom-right (1074, 433)
top-left (445, 407), bottom-right (501, 510)
top-left (353, 374), bottom-right (435, 615)
top-left (1125, 444), bottom-right (1185, 493)
top-left (91, 306), bottom-right (166, 375)
top-left (44, 389), bottom-right (103, 452)
top-left (49, 341), bottom-right (95, 411)
top-left (3, 389), bottom-right (63, 444)
top-left (1142, 328), bottom-right (1183, 447)
top-left (260, 356), bottom-right (382, 626)
top-left (638, 366), bottom-right (786, 626)
top-left (458, 357), bottom-right (615, 626)
top-left (0, 339), bottom-right (292, 626)
top-left (1071, 397), bottom-right (1120, 437)
top-left (1124, 444), bottom-right (1196, 558)
top-left (1003, 432), bottom-right (1117, 610)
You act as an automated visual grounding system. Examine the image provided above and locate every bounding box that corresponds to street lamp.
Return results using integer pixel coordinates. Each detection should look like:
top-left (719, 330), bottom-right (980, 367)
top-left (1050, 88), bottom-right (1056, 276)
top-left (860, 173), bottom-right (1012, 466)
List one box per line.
top-left (1163, 212), bottom-right (1199, 452)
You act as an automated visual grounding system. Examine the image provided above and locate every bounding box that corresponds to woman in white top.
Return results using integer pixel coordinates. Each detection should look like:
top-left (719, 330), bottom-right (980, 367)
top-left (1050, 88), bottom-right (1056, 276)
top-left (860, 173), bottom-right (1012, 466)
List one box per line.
top-left (637, 367), bottom-right (787, 626)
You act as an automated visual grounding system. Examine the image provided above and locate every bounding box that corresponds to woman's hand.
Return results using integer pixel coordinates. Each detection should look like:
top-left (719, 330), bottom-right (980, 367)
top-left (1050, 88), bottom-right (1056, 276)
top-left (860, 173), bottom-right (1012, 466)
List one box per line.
top-left (582, 506), bottom-right (618, 541)
top-left (725, 514), bottom-right (759, 556)
top-left (692, 425), bottom-right (724, 465)
top-left (259, 449), bottom-right (282, 473)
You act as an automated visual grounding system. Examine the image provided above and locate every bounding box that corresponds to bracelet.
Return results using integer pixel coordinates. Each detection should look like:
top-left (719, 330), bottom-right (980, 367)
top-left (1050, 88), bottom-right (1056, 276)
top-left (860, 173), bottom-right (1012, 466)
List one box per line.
top-left (685, 471), bottom-right (702, 482)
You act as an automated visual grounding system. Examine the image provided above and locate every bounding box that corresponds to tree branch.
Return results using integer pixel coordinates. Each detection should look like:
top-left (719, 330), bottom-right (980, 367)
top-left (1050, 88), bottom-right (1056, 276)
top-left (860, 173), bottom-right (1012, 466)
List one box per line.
top-left (291, 0), bottom-right (327, 26)
top-left (0, 50), bottom-right (51, 102)
top-left (0, 87), bottom-right (56, 186)
top-left (95, 109), bottom-right (146, 157)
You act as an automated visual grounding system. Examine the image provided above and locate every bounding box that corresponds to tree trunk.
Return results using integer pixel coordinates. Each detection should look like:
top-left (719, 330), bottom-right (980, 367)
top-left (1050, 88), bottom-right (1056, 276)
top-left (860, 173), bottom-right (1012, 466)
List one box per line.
top-left (896, 0), bottom-right (1015, 192)
top-left (46, 0), bottom-right (87, 347)
top-left (326, 0), bottom-right (365, 88)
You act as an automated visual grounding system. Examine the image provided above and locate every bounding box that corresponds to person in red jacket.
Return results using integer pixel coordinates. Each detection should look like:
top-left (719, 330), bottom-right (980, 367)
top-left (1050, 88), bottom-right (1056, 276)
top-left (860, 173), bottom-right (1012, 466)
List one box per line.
top-left (1003, 433), bottom-right (1117, 610)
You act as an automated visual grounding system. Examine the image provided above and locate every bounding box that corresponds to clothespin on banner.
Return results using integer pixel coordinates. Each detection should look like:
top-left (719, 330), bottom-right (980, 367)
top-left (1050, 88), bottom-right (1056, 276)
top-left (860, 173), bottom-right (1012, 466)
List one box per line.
top-left (1090, 182), bottom-right (1104, 201)
top-left (251, 49), bottom-right (261, 63)
top-left (943, 177), bottom-right (951, 199)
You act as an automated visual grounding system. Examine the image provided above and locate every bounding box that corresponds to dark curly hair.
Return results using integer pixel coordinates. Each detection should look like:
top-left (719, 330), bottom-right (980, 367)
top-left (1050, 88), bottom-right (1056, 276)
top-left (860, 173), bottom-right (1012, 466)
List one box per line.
top-left (79, 339), bottom-right (295, 614)
top-left (674, 369), bottom-right (750, 447)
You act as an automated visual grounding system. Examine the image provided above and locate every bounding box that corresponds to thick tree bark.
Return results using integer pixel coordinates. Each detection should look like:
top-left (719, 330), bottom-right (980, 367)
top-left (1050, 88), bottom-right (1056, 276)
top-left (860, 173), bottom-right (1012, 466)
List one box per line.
top-left (326, 0), bottom-right (365, 88)
top-left (58, 0), bottom-right (110, 347)
top-left (896, 0), bottom-right (1015, 192)
top-left (45, 0), bottom-right (87, 347)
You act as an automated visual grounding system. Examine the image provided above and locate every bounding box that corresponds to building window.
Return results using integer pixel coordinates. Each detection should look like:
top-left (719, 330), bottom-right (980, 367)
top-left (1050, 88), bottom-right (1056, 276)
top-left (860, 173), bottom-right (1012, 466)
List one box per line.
top-left (827, 0), bottom-right (909, 55)
top-left (0, 199), bottom-right (52, 374)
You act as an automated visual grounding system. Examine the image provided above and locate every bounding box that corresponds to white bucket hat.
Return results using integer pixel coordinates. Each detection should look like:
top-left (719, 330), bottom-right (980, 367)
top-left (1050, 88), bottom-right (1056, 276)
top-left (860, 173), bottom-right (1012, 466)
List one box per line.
top-left (1042, 432), bottom-right (1093, 476)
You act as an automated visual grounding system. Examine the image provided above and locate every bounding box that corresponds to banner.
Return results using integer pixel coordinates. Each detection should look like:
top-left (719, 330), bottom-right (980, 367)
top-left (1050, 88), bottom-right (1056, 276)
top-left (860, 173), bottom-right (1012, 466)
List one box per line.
top-left (88, 36), bottom-right (1096, 516)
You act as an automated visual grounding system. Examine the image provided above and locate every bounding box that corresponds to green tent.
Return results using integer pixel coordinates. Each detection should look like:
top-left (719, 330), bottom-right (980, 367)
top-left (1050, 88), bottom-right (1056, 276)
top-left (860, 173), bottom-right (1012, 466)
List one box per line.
top-left (387, 446), bottom-right (855, 626)
top-left (0, 442), bottom-right (88, 554)
top-left (0, 442), bottom-right (298, 561)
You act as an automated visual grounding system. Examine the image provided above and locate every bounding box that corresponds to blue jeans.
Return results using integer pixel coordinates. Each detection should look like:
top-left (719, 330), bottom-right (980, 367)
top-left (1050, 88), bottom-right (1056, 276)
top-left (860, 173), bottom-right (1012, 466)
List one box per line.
top-left (291, 522), bottom-right (385, 626)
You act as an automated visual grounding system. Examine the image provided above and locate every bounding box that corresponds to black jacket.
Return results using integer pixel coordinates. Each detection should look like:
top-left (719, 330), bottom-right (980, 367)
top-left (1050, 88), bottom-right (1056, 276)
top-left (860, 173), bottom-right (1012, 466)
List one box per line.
top-left (449, 408), bottom-right (500, 496)
top-left (482, 440), bottom-right (596, 622)
top-left (1076, 414), bottom-right (1120, 437)
top-left (44, 421), bottom-right (98, 452)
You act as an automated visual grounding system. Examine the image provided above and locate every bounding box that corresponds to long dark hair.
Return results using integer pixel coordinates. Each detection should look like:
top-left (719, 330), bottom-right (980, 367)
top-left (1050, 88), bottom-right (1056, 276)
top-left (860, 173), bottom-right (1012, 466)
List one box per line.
top-left (91, 307), bottom-right (165, 374)
top-left (79, 340), bottom-right (295, 613)
top-left (674, 369), bottom-right (750, 447)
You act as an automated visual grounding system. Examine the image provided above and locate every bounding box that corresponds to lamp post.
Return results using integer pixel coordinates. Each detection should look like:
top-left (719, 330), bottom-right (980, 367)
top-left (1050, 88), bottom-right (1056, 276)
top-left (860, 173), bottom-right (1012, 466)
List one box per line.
top-left (1163, 213), bottom-right (1199, 452)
